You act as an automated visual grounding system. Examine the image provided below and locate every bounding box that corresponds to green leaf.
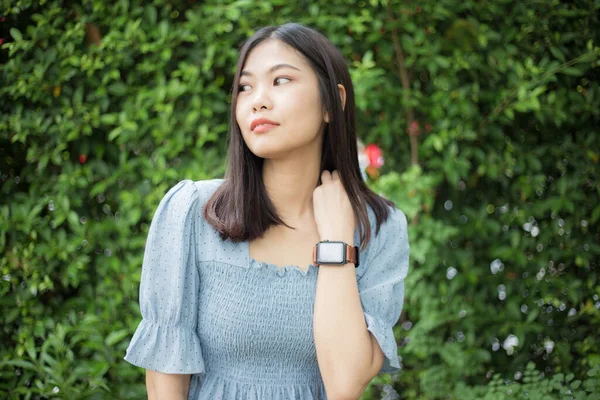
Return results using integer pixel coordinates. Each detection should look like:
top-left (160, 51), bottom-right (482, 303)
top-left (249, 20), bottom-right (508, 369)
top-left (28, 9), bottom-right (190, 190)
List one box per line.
top-left (0, 359), bottom-right (37, 370)
top-left (550, 46), bottom-right (566, 62)
top-left (145, 5), bottom-right (157, 24)
top-left (105, 329), bottom-right (130, 346)
top-left (108, 82), bottom-right (127, 96)
top-left (560, 66), bottom-right (584, 76)
top-left (10, 27), bottom-right (22, 41)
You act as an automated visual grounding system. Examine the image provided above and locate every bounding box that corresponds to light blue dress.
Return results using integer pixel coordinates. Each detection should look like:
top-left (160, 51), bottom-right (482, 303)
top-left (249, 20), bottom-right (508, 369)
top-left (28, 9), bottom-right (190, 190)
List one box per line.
top-left (124, 179), bottom-right (410, 399)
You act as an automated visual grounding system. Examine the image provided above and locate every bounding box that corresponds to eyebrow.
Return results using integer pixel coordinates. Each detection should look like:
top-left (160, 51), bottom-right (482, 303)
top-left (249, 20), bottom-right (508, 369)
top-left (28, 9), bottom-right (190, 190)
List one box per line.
top-left (240, 63), bottom-right (301, 77)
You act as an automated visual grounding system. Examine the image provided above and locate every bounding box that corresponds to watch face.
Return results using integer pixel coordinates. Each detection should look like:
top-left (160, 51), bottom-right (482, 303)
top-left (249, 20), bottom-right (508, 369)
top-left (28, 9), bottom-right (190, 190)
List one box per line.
top-left (317, 241), bottom-right (346, 264)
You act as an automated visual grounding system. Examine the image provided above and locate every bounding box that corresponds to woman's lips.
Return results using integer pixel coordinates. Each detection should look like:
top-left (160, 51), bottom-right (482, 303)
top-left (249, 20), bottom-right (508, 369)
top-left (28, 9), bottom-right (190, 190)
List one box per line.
top-left (253, 124), bottom-right (279, 133)
top-left (251, 118), bottom-right (280, 131)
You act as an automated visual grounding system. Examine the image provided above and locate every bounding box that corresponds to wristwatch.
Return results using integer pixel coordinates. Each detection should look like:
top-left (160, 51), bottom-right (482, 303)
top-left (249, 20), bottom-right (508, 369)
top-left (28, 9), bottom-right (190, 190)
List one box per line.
top-left (313, 240), bottom-right (359, 268)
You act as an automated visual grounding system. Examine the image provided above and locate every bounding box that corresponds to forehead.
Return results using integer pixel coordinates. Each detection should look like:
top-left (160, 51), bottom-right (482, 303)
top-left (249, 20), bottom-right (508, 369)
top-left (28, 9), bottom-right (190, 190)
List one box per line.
top-left (242, 39), bottom-right (310, 73)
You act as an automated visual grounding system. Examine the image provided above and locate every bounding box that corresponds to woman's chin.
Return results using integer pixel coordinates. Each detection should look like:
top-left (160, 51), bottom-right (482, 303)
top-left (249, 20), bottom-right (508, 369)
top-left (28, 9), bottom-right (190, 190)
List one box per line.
top-left (245, 139), bottom-right (286, 159)
top-left (247, 146), bottom-right (281, 159)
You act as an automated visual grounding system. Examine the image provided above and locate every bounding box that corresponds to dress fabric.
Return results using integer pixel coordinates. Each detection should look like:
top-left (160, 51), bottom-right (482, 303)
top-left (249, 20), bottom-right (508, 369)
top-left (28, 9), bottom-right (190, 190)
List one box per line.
top-left (123, 179), bottom-right (410, 399)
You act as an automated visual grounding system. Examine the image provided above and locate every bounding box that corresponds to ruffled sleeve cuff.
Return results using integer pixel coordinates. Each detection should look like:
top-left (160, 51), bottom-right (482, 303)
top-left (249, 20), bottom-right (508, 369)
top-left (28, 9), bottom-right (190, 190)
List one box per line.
top-left (364, 312), bottom-right (401, 374)
top-left (124, 319), bottom-right (206, 374)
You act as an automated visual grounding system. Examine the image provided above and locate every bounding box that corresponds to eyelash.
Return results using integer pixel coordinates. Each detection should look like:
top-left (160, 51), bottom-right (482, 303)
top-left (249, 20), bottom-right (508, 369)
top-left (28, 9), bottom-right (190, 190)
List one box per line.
top-left (238, 77), bottom-right (291, 92)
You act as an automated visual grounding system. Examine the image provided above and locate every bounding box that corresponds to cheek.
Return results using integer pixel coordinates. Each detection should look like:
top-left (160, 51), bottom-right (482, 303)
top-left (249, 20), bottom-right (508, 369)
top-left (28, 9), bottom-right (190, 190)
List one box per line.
top-left (234, 101), bottom-right (244, 125)
top-left (291, 88), bottom-right (324, 125)
top-left (235, 101), bottom-right (249, 132)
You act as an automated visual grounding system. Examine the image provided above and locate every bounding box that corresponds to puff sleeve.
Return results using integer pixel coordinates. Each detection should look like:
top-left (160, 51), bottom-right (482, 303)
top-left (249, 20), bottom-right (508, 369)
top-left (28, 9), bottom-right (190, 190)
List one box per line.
top-left (358, 207), bottom-right (410, 374)
top-left (124, 179), bottom-right (205, 374)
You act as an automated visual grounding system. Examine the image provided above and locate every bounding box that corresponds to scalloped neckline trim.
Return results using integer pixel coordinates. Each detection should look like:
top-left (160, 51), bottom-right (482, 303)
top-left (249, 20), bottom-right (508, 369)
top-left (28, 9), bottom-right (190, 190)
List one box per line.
top-left (247, 256), bottom-right (318, 277)
top-left (245, 239), bottom-right (318, 277)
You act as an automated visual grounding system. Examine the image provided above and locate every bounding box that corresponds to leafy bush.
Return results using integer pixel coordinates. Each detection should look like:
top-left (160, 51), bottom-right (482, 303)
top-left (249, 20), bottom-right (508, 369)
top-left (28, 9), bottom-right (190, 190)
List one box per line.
top-left (1, 0), bottom-right (598, 399)
top-left (453, 363), bottom-right (600, 400)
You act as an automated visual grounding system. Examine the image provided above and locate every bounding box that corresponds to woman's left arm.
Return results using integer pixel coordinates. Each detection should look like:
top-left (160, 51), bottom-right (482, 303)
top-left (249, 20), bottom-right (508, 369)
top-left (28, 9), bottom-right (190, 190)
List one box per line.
top-left (312, 170), bottom-right (409, 399)
top-left (313, 248), bottom-right (385, 400)
top-left (312, 170), bottom-right (382, 399)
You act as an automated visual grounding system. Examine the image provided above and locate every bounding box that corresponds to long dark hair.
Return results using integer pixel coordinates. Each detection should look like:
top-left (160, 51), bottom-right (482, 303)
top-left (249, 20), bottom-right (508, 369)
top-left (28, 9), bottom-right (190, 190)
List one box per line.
top-left (203, 22), bottom-right (395, 250)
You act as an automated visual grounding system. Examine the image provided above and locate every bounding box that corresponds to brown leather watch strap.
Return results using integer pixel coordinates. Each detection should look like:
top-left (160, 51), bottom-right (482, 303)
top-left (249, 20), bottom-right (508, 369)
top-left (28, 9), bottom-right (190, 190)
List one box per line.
top-left (346, 244), bottom-right (359, 267)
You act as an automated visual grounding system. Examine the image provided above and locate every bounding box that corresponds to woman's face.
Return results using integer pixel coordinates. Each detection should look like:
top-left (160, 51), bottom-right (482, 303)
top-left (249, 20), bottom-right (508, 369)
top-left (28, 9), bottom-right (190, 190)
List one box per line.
top-left (235, 39), bottom-right (327, 160)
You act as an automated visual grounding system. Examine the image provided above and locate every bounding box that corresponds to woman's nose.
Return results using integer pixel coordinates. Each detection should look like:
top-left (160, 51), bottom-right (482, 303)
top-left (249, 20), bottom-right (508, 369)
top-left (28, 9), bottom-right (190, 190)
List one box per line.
top-left (251, 86), bottom-right (273, 111)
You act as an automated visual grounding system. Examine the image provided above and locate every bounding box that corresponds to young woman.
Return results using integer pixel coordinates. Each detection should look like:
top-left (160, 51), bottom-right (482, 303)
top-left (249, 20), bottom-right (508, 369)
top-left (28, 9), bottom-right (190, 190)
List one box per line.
top-left (124, 22), bottom-right (410, 400)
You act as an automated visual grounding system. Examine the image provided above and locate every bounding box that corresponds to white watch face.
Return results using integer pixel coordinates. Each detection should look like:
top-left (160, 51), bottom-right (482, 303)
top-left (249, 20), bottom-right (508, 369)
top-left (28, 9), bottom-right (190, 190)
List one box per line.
top-left (317, 242), bottom-right (345, 264)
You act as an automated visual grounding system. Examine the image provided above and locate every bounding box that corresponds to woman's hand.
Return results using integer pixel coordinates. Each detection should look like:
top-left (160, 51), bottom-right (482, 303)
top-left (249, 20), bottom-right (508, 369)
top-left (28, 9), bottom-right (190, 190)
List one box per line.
top-left (313, 170), bottom-right (356, 242)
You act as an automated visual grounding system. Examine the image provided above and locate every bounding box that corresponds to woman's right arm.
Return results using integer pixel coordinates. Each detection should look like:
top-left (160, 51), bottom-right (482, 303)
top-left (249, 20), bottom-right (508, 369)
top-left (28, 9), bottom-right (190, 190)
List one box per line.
top-left (146, 370), bottom-right (191, 400)
top-left (123, 181), bottom-right (206, 396)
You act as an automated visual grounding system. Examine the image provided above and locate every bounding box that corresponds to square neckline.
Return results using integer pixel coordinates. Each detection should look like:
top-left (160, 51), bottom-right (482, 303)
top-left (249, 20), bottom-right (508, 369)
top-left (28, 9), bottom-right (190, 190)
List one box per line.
top-left (245, 239), bottom-right (316, 275)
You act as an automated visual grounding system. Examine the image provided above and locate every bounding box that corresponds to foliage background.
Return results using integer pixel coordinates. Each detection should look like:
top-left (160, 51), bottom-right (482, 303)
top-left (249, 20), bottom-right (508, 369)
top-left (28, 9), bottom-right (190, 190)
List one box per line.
top-left (1, 0), bottom-right (599, 398)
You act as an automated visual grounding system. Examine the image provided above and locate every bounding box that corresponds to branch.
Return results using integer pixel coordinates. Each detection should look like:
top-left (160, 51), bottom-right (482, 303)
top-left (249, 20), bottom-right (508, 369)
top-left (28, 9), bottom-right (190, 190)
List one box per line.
top-left (386, 2), bottom-right (419, 166)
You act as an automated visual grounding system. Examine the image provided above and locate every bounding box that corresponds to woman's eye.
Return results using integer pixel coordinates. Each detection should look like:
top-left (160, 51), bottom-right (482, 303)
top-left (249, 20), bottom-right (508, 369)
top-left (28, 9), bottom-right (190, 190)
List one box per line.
top-left (239, 78), bottom-right (290, 92)
top-left (274, 77), bottom-right (291, 85)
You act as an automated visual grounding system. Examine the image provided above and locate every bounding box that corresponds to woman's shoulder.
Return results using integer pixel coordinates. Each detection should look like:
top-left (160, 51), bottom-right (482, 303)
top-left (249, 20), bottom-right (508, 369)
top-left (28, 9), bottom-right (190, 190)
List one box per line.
top-left (155, 178), bottom-right (224, 222)
top-left (361, 202), bottom-right (408, 261)
top-left (356, 203), bottom-right (409, 279)
top-left (163, 178), bottom-right (224, 203)
top-left (365, 202), bottom-right (408, 240)
top-left (192, 178), bottom-right (225, 201)
top-left (191, 177), bottom-right (225, 187)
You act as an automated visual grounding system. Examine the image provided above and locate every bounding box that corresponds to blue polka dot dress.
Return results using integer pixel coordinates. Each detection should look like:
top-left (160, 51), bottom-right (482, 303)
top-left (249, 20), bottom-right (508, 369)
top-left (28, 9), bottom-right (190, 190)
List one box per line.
top-left (124, 179), bottom-right (410, 399)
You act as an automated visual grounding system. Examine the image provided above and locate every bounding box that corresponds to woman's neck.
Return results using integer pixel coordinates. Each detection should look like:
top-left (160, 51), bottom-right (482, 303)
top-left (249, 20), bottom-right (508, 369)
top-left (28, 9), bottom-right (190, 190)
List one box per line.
top-left (262, 152), bottom-right (321, 225)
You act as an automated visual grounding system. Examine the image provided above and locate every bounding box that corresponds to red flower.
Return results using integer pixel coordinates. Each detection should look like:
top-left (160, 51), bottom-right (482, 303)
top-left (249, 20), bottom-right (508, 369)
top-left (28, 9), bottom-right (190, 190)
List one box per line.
top-left (79, 154), bottom-right (87, 164)
top-left (364, 144), bottom-right (384, 169)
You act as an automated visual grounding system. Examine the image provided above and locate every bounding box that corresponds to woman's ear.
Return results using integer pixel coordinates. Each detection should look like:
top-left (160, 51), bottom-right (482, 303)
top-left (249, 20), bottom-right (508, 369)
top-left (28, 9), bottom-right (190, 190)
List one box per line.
top-left (338, 83), bottom-right (346, 111)
top-left (324, 84), bottom-right (347, 123)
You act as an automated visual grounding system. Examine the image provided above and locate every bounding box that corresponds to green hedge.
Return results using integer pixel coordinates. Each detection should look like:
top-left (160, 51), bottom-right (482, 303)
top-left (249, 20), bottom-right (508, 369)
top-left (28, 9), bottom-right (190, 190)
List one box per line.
top-left (1, 0), bottom-right (599, 398)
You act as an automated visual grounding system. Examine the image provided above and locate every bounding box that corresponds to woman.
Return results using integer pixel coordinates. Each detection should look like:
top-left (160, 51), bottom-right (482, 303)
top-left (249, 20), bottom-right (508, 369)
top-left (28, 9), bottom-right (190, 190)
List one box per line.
top-left (124, 22), bottom-right (410, 400)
